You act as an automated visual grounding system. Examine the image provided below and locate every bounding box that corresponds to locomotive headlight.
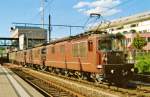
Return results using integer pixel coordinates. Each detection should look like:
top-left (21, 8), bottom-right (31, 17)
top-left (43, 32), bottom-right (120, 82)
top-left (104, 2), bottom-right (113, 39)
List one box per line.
top-left (116, 53), bottom-right (120, 56)
top-left (131, 68), bottom-right (134, 72)
top-left (110, 69), bottom-right (114, 74)
top-left (122, 70), bottom-right (128, 76)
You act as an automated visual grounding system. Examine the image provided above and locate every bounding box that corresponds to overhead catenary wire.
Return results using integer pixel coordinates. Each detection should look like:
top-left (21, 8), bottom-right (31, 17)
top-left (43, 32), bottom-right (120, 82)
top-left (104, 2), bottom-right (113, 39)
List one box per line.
top-left (83, 0), bottom-right (136, 32)
top-left (23, 0), bottom-right (137, 39)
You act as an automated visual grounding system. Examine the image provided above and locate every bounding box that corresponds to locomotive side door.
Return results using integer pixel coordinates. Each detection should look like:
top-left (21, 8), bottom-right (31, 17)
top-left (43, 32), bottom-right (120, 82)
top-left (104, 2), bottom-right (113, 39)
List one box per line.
top-left (97, 39), bottom-right (112, 64)
top-left (29, 50), bottom-right (32, 64)
top-left (40, 47), bottom-right (46, 66)
top-left (96, 39), bottom-right (102, 68)
top-left (24, 51), bottom-right (26, 65)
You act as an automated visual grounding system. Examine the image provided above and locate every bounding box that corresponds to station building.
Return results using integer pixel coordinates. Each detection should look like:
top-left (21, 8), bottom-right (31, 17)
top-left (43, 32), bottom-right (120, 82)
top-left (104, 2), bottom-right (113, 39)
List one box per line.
top-left (10, 26), bottom-right (47, 50)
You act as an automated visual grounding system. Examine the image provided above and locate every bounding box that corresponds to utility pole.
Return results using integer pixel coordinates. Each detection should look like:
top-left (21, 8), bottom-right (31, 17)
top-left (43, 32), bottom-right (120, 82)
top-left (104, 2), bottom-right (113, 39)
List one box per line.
top-left (48, 14), bottom-right (51, 42)
top-left (40, 0), bottom-right (45, 28)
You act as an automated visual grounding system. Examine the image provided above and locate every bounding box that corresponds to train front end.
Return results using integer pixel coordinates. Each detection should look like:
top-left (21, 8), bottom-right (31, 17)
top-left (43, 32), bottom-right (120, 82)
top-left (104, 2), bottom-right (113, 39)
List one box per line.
top-left (102, 51), bottom-right (134, 85)
top-left (98, 34), bottom-right (135, 85)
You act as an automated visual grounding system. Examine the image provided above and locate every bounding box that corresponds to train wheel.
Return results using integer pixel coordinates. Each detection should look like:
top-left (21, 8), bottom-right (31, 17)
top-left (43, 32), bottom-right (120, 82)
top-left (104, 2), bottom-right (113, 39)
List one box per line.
top-left (47, 67), bottom-right (52, 72)
top-left (54, 68), bottom-right (61, 75)
top-left (40, 65), bottom-right (46, 71)
top-left (35, 64), bottom-right (38, 69)
top-left (64, 70), bottom-right (69, 77)
top-left (81, 73), bottom-right (89, 80)
top-left (76, 72), bottom-right (88, 80)
top-left (74, 71), bottom-right (81, 79)
top-left (95, 74), bottom-right (103, 84)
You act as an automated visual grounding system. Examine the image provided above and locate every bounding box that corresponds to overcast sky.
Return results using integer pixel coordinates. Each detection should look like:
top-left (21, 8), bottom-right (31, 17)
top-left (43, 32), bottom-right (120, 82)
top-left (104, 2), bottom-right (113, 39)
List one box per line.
top-left (0, 0), bottom-right (150, 38)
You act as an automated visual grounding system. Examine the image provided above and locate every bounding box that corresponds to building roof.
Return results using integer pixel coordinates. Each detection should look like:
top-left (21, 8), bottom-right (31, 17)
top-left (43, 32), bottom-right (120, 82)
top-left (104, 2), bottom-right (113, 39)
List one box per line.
top-left (14, 26), bottom-right (44, 30)
top-left (90, 11), bottom-right (150, 31)
top-left (125, 33), bottom-right (150, 38)
top-left (111, 11), bottom-right (150, 23)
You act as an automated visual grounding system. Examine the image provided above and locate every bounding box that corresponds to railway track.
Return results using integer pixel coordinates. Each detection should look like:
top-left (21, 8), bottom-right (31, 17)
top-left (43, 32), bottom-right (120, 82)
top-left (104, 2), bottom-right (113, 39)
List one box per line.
top-left (38, 69), bottom-right (150, 97)
top-left (11, 68), bottom-right (81, 97)
top-left (134, 74), bottom-right (150, 83)
top-left (7, 64), bottom-right (150, 97)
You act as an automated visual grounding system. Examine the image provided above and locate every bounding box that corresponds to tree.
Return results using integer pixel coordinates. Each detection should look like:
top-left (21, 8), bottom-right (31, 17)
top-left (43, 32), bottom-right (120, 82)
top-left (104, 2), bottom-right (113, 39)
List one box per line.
top-left (132, 33), bottom-right (147, 50)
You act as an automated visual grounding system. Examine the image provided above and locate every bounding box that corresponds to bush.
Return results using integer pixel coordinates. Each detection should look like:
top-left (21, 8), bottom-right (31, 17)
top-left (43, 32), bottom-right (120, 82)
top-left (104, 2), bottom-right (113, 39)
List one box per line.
top-left (135, 53), bottom-right (150, 73)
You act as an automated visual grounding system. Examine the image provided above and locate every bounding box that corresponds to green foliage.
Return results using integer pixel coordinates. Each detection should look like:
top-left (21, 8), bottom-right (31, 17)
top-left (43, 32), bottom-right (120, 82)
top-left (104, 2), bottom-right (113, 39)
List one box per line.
top-left (132, 33), bottom-right (147, 50)
top-left (109, 33), bottom-right (125, 40)
top-left (115, 32), bottom-right (125, 40)
top-left (135, 53), bottom-right (150, 73)
top-left (0, 48), bottom-right (5, 50)
top-left (0, 48), bottom-right (5, 54)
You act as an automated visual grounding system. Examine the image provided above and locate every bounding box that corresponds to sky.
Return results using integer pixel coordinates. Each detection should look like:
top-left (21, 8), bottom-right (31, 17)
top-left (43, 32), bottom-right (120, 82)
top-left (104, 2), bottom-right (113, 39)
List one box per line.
top-left (0, 0), bottom-right (150, 39)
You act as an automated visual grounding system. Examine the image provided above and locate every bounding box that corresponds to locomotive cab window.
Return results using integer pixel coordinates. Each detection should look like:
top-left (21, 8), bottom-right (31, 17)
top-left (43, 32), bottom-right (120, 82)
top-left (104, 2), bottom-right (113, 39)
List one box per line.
top-left (98, 39), bottom-right (112, 51)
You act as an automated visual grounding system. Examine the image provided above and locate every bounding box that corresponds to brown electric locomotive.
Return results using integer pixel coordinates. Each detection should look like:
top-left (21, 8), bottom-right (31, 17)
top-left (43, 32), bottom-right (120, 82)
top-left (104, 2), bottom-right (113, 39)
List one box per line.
top-left (9, 32), bottom-right (135, 85)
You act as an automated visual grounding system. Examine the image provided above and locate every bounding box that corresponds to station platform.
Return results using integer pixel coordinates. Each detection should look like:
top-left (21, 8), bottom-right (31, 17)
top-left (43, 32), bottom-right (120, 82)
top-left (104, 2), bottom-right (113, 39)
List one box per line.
top-left (0, 64), bottom-right (44, 97)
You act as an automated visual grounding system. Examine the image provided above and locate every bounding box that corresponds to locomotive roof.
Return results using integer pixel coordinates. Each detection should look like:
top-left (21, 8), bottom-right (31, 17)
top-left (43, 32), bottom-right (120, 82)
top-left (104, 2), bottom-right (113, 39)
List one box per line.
top-left (32, 30), bottom-right (122, 48)
top-left (8, 30), bottom-right (123, 52)
top-left (49, 30), bottom-right (108, 43)
top-left (13, 30), bottom-right (120, 50)
top-left (32, 30), bottom-right (106, 48)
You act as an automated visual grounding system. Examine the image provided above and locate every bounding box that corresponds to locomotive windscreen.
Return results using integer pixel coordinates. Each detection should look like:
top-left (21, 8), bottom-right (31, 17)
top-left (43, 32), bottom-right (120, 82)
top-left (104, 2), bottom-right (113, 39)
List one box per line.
top-left (98, 35), bottom-right (125, 64)
top-left (98, 39), bottom-right (112, 51)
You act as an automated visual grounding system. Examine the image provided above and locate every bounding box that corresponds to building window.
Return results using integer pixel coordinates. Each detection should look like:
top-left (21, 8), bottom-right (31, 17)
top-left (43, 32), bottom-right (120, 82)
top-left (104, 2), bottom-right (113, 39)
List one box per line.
top-left (110, 28), bottom-right (114, 31)
top-left (142, 30), bottom-right (147, 33)
top-left (130, 29), bottom-right (136, 33)
top-left (148, 37), bottom-right (150, 42)
top-left (129, 38), bottom-right (131, 42)
top-left (123, 31), bottom-right (128, 34)
top-left (130, 24), bottom-right (138, 27)
top-left (116, 26), bottom-right (123, 30)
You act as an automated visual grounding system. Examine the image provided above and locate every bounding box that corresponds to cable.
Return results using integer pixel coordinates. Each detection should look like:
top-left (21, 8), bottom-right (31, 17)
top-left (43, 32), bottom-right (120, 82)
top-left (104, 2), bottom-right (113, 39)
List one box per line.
top-left (77, 0), bottom-right (136, 28)
top-left (85, 0), bottom-right (137, 32)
